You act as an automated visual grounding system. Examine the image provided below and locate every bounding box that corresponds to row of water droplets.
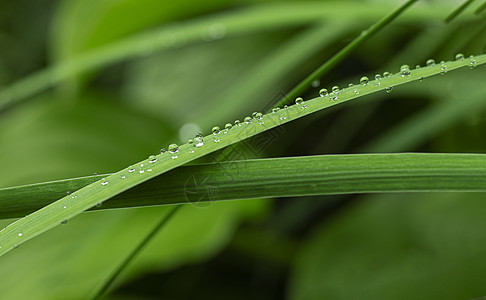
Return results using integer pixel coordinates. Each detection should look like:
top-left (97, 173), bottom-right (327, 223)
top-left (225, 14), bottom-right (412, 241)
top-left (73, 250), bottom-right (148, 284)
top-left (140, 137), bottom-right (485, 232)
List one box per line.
top-left (2, 53), bottom-right (481, 252)
top-left (97, 53), bottom-right (480, 189)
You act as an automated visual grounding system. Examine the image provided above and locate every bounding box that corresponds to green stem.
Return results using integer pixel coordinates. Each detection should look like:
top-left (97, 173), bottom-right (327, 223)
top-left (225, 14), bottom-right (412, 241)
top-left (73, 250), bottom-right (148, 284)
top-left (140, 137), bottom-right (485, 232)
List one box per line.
top-left (89, 205), bottom-right (181, 300)
top-left (445, 0), bottom-right (476, 22)
top-left (272, 0), bottom-right (419, 110)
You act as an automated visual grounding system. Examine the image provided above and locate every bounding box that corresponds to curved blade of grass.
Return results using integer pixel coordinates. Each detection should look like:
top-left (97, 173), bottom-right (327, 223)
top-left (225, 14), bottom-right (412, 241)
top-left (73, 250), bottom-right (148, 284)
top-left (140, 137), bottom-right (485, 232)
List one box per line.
top-left (0, 53), bottom-right (484, 256)
top-left (0, 2), bottom-right (463, 112)
top-left (445, 0), bottom-right (476, 23)
top-left (89, 205), bottom-right (181, 300)
top-left (3, 153), bottom-right (486, 222)
top-left (476, 1), bottom-right (486, 14)
top-left (273, 0), bottom-right (418, 109)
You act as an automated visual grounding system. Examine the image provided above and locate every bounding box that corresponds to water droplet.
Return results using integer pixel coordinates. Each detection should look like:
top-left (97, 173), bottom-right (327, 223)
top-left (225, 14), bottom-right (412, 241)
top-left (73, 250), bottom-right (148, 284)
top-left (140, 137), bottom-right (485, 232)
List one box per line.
top-left (272, 107), bottom-right (280, 113)
top-left (224, 123), bottom-right (233, 131)
top-left (61, 220), bottom-right (68, 225)
top-left (169, 143), bottom-right (179, 158)
top-left (360, 76), bottom-right (369, 85)
top-left (234, 120), bottom-right (241, 126)
top-left (96, 202), bottom-right (102, 208)
top-left (311, 80), bottom-right (320, 87)
top-left (129, 168), bottom-right (135, 173)
top-left (101, 179), bottom-right (109, 186)
top-left (148, 155), bottom-right (157, 163)
top-left (440, 62), bottom-right (447, 75)
top-left (194, 135), bottom-right (204, 147)
top-left (212, 126), bottom-right (220, 135)
top-left (67, 191), bottom-right (71, 194)
top-left (139, 169), bottom-right (145, 174)
top-left (188, 139), bottom-right (194, 145)
top-left (295, 97), bottom-right (306, 108)
top-left (348, 83), bottom-right (354, 88)
top-left (319, 88), bottom-right (328, 97)
top-left (374, 74), bottom-right (381, 86)
top-left (385, 86), bottom-right (393, 93)
top-left (18, 232), bottom-right (22, 237)
top-left (71, 194), bottom-right (77, 199)
top-left (415, 65), bottom-right (421, 69)
top-left (147, 168), bottom-right (152, 171)
top-left (419, 77), bottom-right (424, 82)
top-left (93, 172), bottom-right (98, 176)
top-left (121, 175), bottom-right (126, 179)
top-left (426, 59), bottom-right (435, 67)
top-left (244, 117), bottom-right (252, 124)
top-left (63, 205), bottom-right (67, 209)
top-left (332, 86), bottom-right (340, 94)
top-left (353, 88), bottom-right (359, 95)
top-left (383, 71), bottom-right (391, 77)
top-left (160, 148), bottom-right (166, 154)
top-left (329, 92), bottom-right (338, 100)
top-left (469, 55), bottom-right (477, 69)
top-left (400, 65), bottom-right (410, 76)
top-left (455, 53), bottom-right (464, 61)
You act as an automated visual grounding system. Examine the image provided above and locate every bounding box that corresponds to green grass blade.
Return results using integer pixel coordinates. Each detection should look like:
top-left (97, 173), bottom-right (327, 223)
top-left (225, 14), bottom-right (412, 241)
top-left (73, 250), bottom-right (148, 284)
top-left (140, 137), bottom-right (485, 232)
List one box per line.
top-left (0, 53), bottom-right (484, 256)
top-left (445, 0), bottom-right (476, 23)
top-left (475, 1), bottom-right (486, 14)
top-left (89, 205), bottom-right (181, 300)
top-left (3, 153), bottom-right (486, 221)
top-left (273, 0), bottom-right (418, 109)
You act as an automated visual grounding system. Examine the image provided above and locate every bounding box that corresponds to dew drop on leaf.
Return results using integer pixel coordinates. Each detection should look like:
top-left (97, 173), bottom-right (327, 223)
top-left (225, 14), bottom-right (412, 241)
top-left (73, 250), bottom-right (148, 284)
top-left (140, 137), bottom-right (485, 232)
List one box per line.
top-left (360, 76), bottom-right (369, 85)
top-left (400, 64), bottom-right (410, 76)
top-left (101, 179), bottom-right (109, 186)
top-left (426, 59), bottom-right (435, 66)
top-left (212, 126), bottom-right (220, 135)
top-left (225, 123), bottom-right (233, 130)
top-left (455, 53), bottom-right (464, 61)
top-left (332, 86), bottom-right (340, 94)
top-left (385, 86), bottom-right (393, 93)
top-left (148, 155), bottom-right (157, 163)
top-left (319, 88), bottom-right (328, 97)
top-left (329, 92), bottom-right (338, 100)
top-left (244, 117), bottom-right (252, 124)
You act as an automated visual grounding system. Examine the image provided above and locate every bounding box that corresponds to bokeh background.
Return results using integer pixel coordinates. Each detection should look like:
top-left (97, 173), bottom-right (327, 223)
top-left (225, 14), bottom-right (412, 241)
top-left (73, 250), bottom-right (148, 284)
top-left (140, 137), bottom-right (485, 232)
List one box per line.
top-left (1, 0), bottom-right (486, 299)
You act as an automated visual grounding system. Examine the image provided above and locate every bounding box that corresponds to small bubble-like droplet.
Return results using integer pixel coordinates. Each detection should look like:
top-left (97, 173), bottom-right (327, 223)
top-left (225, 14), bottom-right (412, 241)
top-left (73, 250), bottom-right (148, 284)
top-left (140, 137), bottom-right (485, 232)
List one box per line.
top-left (319, 88), bottom-right (328, 97)
top-left (375, 74), bottom-right (382, 80)
top-left (101, 179), bottom-right (109, 186)
top-left (225, 123), bottom-right (233, 130)
top-left (18, 232), bottom-right (22, 237)
top-left (426, 59), bottom-right (435, 66)
top-left (385, 86), bottom-right (393, 93)
top-left (329, 92), bottom-right (338, 100)
top-left (332, 86), bottom-right (340, 94)
top-left (160, 148), bottom-right (166, 154)
top-left (295, 97), bottom-right (306, 108)
top-left (469, 55), bottom-right (477, 69)
top-left (96, 202), bottom-right (102, 208)
top-left (72, 194), bottom-right (77, 199)
top-left (212, 126), bottom-right (220, 135)
top-left (61, 220), bottom-right (68, 225)
top-left (440, 62), bottom-right (447, 75)
top-left (419, 77), bottom-right (424, 82)
top-left (415, 65), bottom-right (421, 69)
top-left (168, 144), bottom-right (179, 154)
top-left (400, 65), bottom-right (410, 76)
top-left (194, 136), bottom-right (204, 147)
top-left (234, 120), bottom-right (241, 126)
top-left (148, 155), bottom-right (157, 163)
top-left (121, 175), bottom-right (126, 179)
top-left (129, 168), bottom-right (135, 173)
top-left (455, 53), bottom-right (464, 61)
top-left (272, 107), bottom-right (280, 113)
top-left (360, 76), bottom-right (369, 85)
top-left (67, 191), bottom-right (71, 194)
top-left (93, 172), bottom-right (98, 176)
top-left (188, 139), bottom-right (194, 145)
top-left (244, 117), bottom-right (252, 124)
top-left (383, 71), bottom-right (391, 77)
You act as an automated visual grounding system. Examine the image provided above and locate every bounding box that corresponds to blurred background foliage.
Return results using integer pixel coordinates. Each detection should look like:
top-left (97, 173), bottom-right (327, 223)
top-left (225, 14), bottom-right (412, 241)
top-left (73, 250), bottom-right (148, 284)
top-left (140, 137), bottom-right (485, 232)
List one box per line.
top-left (1, 0), bottom-right (486, 299)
